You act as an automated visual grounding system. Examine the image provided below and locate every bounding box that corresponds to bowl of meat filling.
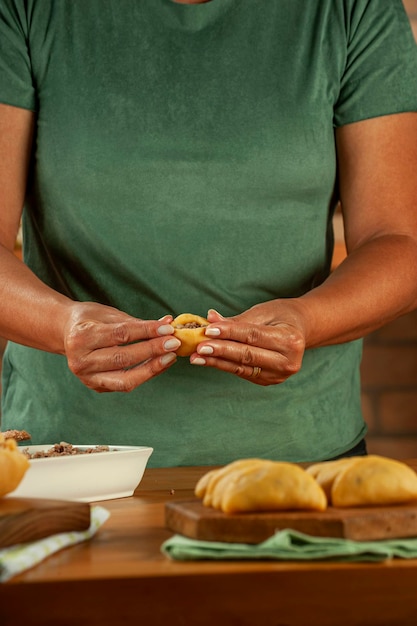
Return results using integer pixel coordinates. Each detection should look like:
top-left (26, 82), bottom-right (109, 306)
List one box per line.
top-left (6, 439), bottom-right (153, 502)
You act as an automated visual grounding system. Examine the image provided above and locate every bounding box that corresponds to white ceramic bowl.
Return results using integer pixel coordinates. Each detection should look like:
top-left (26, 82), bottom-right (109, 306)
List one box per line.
top-left (8, 444), bottom-right (153, 502)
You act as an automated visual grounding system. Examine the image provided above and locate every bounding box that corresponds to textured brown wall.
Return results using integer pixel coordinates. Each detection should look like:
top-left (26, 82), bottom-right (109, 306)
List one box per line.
top-left (362, 311), bottom-right (417, 459)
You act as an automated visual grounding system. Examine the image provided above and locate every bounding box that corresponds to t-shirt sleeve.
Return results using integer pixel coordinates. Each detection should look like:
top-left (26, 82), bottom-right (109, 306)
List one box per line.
top-left (334, 0), bottom-right (417, 126)
top-left (0, 0), bottom-right (36, 110)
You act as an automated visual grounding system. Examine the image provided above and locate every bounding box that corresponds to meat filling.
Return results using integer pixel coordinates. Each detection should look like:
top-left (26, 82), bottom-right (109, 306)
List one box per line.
top-left (22, 442), bottom-right (111, 459)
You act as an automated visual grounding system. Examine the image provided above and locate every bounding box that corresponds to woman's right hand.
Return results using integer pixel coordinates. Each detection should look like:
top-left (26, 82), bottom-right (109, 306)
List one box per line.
top-left (63, 302), bottom-right (180, 393)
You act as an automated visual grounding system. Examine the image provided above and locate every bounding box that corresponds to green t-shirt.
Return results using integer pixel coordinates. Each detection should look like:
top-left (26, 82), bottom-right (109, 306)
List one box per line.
top-left (1, 0), bottom-right (417, 467)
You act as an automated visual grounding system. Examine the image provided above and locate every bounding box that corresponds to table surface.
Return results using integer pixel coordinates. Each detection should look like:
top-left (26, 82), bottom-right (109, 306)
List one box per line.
top-left (2, 462), bottom-right (417, 626)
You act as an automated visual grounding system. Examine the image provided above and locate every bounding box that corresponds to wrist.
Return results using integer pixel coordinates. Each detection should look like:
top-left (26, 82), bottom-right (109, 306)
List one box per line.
top-left (276, 298), bottom-right (312, 346)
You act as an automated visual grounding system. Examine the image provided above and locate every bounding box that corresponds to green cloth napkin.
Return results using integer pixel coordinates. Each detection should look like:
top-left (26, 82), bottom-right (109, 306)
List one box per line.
top-left (162, 530), bottom-right (417, 563)
top-left (0, 505), bottom-right (110, 582)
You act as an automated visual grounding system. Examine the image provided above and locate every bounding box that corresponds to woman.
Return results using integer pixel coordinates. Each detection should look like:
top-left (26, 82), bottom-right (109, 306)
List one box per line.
top-left (0, 0), bottom-right (416, 467)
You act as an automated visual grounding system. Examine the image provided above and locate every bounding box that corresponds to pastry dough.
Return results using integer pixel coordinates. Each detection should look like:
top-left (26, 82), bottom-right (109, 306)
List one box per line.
top-left (0, 433), bottom-right (30, 497)
top-left (171, 313), bottom-right (209, 356)
top-left (306, 457), bottom-right (362, 500)
top-left (196, 455), bottom-right (417, 513)
top-left (332, 455), bottom-right (417, 508)
top-left (199, 458), bottom-right (269, 508)
top-left (196, 458), bottom-right (327, 514)
top-left (195, 458), bottom-right (262, 503)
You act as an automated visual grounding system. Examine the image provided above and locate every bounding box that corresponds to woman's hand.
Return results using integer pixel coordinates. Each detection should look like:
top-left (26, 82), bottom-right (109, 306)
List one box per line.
top-left (190, 114), bottom-right (417, 385)
top-left (190, 304), bottom-right (306, 386)
top-left (63, 303), bottom-right (180, 392)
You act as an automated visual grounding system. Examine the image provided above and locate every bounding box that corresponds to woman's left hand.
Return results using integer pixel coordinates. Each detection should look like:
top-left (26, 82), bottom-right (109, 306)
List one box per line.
top-left (189, 304), bottom-right (306, 385)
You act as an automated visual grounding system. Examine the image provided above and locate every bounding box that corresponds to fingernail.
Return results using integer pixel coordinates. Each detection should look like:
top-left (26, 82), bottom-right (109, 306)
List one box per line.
top-left (164, 338), bottom-right (181, 350)
top-left (191, 357), bottom-right (206, 365)
top-left (161, 352), bottom-right (177, 366)
top-left (158, 324), bottom-right (174, 336)
top-left (198, 345), bottom-right (213, 355)
top-left (208, 308), bottom-right (225, 319)
top-left (205, 327), bottom-right (221, 337)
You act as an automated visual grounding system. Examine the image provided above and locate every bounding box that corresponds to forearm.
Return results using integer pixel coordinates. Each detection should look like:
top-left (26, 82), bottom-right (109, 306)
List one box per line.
top-left (293, 234), bottom-right (417, 349)
top-left (0, 245), bottom-right (72, 354)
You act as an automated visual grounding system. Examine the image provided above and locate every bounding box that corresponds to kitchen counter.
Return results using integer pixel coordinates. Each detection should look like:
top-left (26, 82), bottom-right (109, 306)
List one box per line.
top-left (2, 463), bottom-right (417, 626)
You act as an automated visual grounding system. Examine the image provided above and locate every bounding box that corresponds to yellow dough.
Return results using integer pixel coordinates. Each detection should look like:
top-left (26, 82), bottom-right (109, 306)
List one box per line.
top-left (195, 467), bottom-right (219, 500)
top-left (196, 458), bottom-right (327, 514)
top-left (331, 455), bottom-right (417, 508)
top-left (0, 433), bottom-right (30, 497)
top-left (171, 313), bottom-right (209, 357)
top-left (220, 461), bottom-right (327, 514)
top-left (196, 455), bottom-right (417, 513)
top-left (196, 458), bottom-right (265, 506)
top-left (210, 459), bottom-right (272, 510)
top-left (306, 457), bottom-right (362, 501)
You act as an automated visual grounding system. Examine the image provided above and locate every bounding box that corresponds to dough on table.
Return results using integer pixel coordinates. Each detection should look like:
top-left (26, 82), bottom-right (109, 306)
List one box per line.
top-left (196, 458), bottom-right (265, 506)
top-left (0, 432), bottom-right (30, 497)
top-left (306, 457), bottom-right (362, 500)
top-left (196, 458), bottom-right (328, 514)
top-left (332, 455), bottom-right (417, 508)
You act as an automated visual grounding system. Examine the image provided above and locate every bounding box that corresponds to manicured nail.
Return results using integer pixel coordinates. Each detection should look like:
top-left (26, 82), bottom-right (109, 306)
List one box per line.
top-left (205, 327), bottom-right (221, 337)
top-left (158, 324), bottom-right (174, 336)
top-left (208, 308), bottom-right (224, 318)
top-left (164, 338), bottom-right (181, 350)
top-left (198, 345), bottom-right (214, 355)
top-left (161, 352), bottom-right (177, 366)
top-left (191, 357), bottom-right (206, 365)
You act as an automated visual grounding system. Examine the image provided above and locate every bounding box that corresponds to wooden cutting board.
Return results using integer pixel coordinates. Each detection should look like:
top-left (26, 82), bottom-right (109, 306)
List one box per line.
top-left (165, 499), bottom-right (417, 543)
top-left (0, 498), bottom-right (91, 548)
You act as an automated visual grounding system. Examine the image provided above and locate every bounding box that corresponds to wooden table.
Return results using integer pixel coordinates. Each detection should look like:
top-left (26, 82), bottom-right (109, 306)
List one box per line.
top-left (2, 463), bottom-right (417, 626)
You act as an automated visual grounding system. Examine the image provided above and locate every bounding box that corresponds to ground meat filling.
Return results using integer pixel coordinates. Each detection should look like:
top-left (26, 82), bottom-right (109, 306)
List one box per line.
top-left (2, 429), bottom-right (31, 442)
top-left (22, 442), bottom-right (111, 459)
top-left (174, 322), bottom-right (208, 329)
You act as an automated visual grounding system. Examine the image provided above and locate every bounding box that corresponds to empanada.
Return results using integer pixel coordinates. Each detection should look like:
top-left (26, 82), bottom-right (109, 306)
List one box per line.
top-left (306, 456), bottom-right (362, 500)
top-left (332, 455), bottom-right (417, 508)
top-left (196, 458), bottom-right (327, 514)
top-left (209, 460), bottom-right (273, 510)
top-left (219, 461), bottom-right (327, 514)
top-left (0, 433), bottom-right (30, 497)
top-left (196, 458), bottom-right (264, 506)
top-left (171, 313), bottom-right (209, 356)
